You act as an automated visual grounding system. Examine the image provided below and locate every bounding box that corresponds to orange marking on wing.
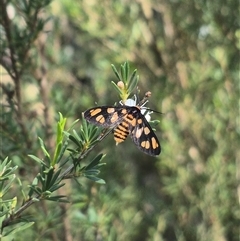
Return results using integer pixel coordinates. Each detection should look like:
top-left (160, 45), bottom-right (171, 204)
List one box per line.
top-left (96, 115), bottom-right (105, 124)
top-left (135, 127), bottom-right (143, 138)
top-left (107, 108), bottom-right (115, 113)
top-left (110, 112), bottom-right (119, 123)
top-left (90, 108), bottom-right (102, 116)
top-left (151, 137), bottom-right (159, 149)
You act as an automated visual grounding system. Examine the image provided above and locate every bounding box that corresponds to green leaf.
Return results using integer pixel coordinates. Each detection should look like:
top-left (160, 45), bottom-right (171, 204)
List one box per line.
top-left (52, 142), bottom-right (63, 165)
top-left (3, 222), bottom-right (35, 237)
top-left (52, 113), bottom-right (67, 166)
top-left (48, 168), bottom-right (62, 187)
top-left (71, 130), bottom-right (83, 144)
top-left (0, 157), bottom-right (10, 170)
top-left (0, 158), bottom-right (18, 179)
top-left (124, 61), bottom-right (129, 83)
top-left (28, 155), bottom-right (48, 167)
top-left (120, 64), bottom-right (126, 83)
top-left (44, 167), bottom-right (54, 190)
top-left (111, 81), bottom-right (123, 95)
top-left (38, 137), bottom-right (51, 163)
top-left (111, 64), bottom-right (122, 81)
top-left (1, 175), bottom-right (16, 197)
top-left (85, 175), bottom-right (106, 184)
top-left (84, 169), bottom-right (100, 176)
top-left (55, 140), bottom-right (69, 164)
top-left (128, 71), bottom-right (139, 93)
top-left (85, 154), bottom-right (105, 170)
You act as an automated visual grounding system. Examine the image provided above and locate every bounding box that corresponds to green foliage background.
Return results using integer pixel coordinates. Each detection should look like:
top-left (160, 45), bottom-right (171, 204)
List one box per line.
top-left (1, 0), bottom-right (239, 240)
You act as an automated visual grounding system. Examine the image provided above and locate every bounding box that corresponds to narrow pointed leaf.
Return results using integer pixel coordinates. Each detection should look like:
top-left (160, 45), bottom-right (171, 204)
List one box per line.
top-left (111, 64), bottom-right (121, 81)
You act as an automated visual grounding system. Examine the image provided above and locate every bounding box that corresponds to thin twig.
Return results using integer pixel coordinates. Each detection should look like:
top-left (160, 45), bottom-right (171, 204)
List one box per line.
top-left (1, 127), bottom-right (111, 229)
top-left (60, 128), bottom-right (112, 179)
top-left (2, 198), bottom-right (36, 228)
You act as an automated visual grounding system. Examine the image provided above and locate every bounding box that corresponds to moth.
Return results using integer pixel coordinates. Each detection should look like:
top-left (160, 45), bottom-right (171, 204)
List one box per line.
top-left (83, 102), bottom-right (161, 156)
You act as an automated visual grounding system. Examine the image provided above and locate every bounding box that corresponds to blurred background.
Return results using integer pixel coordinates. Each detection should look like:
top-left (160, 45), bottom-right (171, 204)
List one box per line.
top-left (1, 0), bottom-right (239, 240)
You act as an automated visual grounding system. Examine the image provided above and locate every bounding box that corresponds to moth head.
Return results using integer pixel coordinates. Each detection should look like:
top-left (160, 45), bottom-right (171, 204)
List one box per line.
top-left (121, 95), bottom-right (152, 122)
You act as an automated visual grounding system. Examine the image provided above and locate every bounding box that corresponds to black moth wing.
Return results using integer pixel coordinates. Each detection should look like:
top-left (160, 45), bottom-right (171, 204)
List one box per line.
top-left (84, 106), bottom-right (129, 128)
top-left (128, 108), bottom-right (161, 156)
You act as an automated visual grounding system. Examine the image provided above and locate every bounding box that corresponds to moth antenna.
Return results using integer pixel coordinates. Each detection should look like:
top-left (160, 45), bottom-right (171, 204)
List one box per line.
top-left (138, 91), bottom-right (151, 106)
